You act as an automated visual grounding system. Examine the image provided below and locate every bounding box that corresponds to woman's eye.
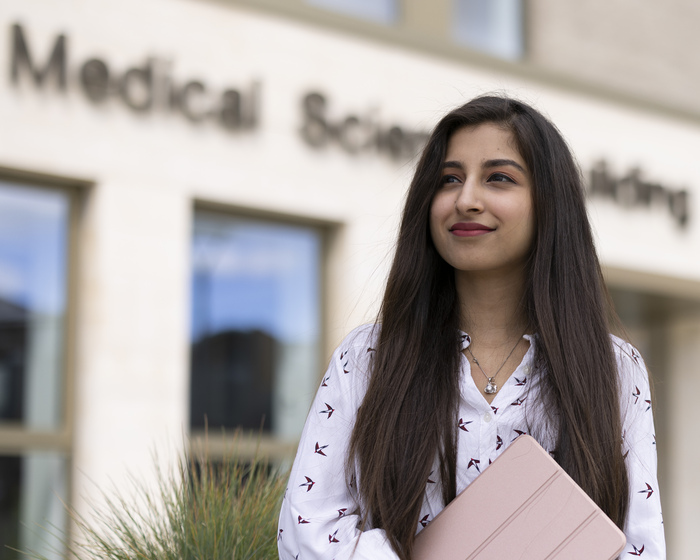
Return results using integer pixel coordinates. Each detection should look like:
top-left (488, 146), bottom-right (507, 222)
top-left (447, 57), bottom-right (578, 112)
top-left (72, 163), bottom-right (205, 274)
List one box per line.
top-left (488, 172), bottom-right (515, 183)
top-left (441, 174), bottom-right (461, 184)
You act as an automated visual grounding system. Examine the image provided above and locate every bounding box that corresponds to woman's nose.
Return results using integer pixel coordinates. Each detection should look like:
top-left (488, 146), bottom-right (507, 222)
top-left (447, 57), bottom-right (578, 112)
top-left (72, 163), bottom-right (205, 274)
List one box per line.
top-left (454, 181), bottom-right (484, 214)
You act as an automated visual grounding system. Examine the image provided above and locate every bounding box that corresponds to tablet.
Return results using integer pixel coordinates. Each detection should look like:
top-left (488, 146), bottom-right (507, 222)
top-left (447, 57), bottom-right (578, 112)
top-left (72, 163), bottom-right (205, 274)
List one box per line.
top-left (413, 435), bottom-right (626, 560)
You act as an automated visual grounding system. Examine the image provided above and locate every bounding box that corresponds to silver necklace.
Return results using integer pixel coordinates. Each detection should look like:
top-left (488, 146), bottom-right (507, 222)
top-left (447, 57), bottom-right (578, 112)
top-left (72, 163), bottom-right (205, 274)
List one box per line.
top-left (467, 335), bottom-right (524, 395)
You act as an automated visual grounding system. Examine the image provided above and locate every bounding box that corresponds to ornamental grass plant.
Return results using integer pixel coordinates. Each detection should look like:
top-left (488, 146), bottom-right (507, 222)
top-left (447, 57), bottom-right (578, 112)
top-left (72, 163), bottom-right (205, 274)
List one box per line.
top-left (21, 436), bottom-right (287, 560)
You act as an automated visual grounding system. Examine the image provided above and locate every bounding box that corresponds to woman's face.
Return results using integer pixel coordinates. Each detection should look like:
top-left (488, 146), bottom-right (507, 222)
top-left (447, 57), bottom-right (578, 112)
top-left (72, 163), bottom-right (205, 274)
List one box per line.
top-left (429, 123), bottom-right (535, 278)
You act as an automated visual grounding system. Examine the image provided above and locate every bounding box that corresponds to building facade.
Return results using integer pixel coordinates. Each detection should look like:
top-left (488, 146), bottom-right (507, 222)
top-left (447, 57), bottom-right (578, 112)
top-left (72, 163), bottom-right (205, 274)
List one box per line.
top-left (0, 0), bottom-right (698, 558)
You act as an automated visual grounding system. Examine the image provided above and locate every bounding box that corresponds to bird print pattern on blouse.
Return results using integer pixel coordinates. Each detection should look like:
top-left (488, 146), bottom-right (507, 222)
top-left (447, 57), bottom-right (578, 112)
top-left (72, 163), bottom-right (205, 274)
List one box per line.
top-left (278, 325), bottom-right (666, 560)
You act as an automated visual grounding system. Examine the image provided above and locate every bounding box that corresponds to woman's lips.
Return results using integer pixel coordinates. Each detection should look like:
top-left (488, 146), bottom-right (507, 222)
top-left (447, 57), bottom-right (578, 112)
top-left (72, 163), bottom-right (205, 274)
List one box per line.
top-left (449, 222), bottom-right (495, 237)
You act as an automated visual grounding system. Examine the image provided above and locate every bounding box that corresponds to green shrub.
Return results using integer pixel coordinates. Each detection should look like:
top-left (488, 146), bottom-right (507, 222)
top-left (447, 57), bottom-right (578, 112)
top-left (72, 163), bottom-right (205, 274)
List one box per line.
top-left (21, 441), bottom-right (287, 560)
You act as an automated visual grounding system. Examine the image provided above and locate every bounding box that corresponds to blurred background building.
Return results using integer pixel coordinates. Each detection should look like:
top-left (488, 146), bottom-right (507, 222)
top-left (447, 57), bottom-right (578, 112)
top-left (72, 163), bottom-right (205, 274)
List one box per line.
top-left (0, 0), bottom-right (699, 557)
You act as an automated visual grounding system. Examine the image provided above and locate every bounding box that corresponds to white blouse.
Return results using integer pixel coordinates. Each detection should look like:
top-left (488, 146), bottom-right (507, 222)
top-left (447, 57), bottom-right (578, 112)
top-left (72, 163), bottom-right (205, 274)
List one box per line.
top-left (277, 325), bottom-right (666, 559)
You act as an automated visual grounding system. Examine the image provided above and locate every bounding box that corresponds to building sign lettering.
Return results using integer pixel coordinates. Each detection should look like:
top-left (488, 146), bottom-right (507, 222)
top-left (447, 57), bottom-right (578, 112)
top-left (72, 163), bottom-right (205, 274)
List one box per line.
top-left (300, 92), bottom-right (429, 161)
top-left (4, 24), bottom-right (695, 225)
top-left (589, 160), bottom-right (689, 227)
top-left (10, 23), bottom-right (259, 131)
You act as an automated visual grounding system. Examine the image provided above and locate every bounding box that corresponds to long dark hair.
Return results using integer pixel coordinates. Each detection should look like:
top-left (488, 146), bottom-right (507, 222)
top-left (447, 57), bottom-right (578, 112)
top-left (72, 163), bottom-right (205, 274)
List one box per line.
top-left (348, 95), bottom-right (629, 559)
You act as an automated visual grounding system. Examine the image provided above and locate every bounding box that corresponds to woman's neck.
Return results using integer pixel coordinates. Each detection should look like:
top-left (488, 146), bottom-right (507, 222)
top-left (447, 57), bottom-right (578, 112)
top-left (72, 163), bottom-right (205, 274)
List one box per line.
top-left (455, 268), bottom-right (529, 348)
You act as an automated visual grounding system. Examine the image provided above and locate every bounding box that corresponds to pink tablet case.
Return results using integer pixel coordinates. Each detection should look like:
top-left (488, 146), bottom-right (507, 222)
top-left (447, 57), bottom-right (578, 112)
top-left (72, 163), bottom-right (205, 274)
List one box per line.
top-left (413, 435), bottom-right (626, 560)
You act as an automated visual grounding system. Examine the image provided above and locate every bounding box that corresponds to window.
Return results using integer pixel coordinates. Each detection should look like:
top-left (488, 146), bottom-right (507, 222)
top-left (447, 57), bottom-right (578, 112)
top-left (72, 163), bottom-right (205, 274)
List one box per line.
top-left (190, 210), bottom-right (323, 445)
top-left (0, 180), bottom-right (73, 560)
top-left (453, 0), bottom-right (524, 60)
top-left (307, 0), bottom-right (398, 25)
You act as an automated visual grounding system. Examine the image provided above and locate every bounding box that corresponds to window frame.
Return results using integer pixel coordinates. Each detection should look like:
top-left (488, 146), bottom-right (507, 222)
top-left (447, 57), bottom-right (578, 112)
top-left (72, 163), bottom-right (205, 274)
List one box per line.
top-left (0, 166), bottom-right (88, 454)
top-left (188, 200), bottom-right (338, 463)
top-left (0, 165), bottom-right (89, 555)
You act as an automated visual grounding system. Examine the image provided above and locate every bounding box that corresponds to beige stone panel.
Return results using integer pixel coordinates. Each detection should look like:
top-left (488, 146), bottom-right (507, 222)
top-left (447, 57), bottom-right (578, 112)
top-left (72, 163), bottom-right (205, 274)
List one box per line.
top-left (528, 0), bottom-right (700, 113)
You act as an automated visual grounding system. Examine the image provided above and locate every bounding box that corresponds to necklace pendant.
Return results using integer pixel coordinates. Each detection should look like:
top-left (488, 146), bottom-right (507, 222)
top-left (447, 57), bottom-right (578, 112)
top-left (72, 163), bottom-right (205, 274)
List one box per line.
top-left (484, 379), bottom-right (498, 394)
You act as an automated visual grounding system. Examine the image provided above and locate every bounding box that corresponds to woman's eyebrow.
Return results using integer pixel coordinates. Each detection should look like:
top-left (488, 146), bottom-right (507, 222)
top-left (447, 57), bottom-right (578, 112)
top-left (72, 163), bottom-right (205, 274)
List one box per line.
top-left (441, 159), bottom-right (525, 173)
top-left (441, 160), bottom-right (464, 170)
top-left (484, 158), bottom-right (525, 173)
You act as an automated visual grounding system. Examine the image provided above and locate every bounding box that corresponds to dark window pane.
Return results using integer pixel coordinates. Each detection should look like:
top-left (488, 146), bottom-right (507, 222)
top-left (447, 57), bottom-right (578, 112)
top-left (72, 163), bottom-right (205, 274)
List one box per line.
top-left (0, 183), bottom-right (69, 430)
top-left (0, 456), bottom-right (20, 559)
top-left (191, 329), bottom-right (276, 431)
top-left (190, 212), bottom-right (322, 439)
top-left (0, 453), bottom-right (67, 560)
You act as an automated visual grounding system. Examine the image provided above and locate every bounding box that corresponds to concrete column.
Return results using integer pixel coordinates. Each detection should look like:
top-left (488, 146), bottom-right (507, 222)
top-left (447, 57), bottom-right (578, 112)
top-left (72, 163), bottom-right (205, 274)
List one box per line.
top-left (666, 314), bottom-right (700, 560)
top-left (71, 178), bottom-right (191, 515)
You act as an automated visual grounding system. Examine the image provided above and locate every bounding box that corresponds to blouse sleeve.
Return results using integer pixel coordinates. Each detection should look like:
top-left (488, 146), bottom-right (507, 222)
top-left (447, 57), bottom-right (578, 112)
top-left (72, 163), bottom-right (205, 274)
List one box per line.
top-left (614, 339), bottom-right (666, 559)
top-left (278, 326), bottom-right (400, 560)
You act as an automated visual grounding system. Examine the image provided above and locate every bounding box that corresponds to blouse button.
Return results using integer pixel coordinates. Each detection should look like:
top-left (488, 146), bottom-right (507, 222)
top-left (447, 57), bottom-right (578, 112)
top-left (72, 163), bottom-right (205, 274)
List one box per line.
top-left (483, 412), bottom-right (492, 423)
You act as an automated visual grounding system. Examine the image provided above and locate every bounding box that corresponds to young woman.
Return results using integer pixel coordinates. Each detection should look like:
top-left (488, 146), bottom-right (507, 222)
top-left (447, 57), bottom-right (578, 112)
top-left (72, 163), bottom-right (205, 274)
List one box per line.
top-left (277, 96), bottom-right (665, 559)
